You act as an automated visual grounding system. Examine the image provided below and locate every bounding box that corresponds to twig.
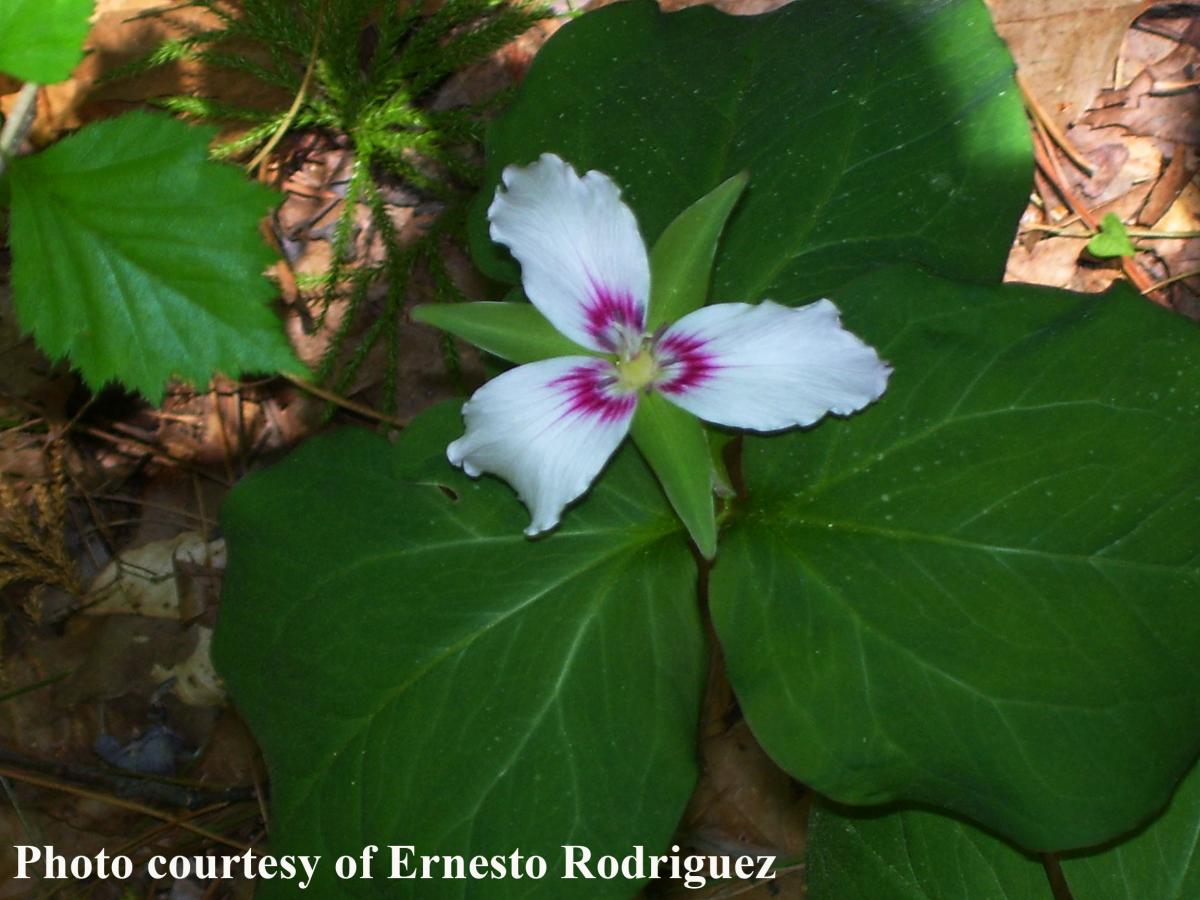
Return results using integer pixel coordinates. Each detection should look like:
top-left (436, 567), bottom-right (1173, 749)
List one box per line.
top-left (245, 0), bottom-right (328, 175)
top-left (704, 862), bottom-right (805, 899)
top-left (79, 423), bottom-right (234, 486)
top-left (1134, 20), bottom-right (1200, 52)
top-left (0, 763), bottom-right (253, 851)
top-left (1, 416), bottom-right (44, 437)
top-left (0, 82), bottom-right (39, 178)
top-left (37, 802), bottom-right (249, 900)
top-left (0, 773), bottom-right (36, 841)
top-left (0, 746), bottom-right (256, 813)
top-left (1021, 224), bottom-right (1200, 239)
top-left (90, 493), bottom-right (209, 525)
top-left (122, 1), bottom-right (197, 22)
top-left (253, 769), bottom-right (269, 838)
top-left (210, 388), bottom-right (238, 485)
top-left (1144, 268), bottom-right (1200, 294)
top-left (62, 449), bottom-right (120, 574)
top-left (1029, 121), bottom-right (1167, 305)
top-left (0, 671), bottom-right (71, 704)
top-left (1017, 71), bottom-right (1094, 177)
top-left (111, 803), bottom-right (240, 859)
top-left (282, 372), bottom-right (409, 429)
top-left (1151, 77), bottom-right (1200, 95)
top-left (0, 388), bottom-right (234, 486)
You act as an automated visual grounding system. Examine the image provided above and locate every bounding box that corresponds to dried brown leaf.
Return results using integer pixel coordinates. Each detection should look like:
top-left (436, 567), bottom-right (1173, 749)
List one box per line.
top-left (987, 0), bottom-right (1149, 129)
top-left (1139, 144), bottom-right (1197, 225)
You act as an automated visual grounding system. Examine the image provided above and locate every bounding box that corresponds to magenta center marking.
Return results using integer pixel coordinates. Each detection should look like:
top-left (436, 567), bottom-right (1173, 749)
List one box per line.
top-left (583, 280), bottom-right (645, 353)
top-left (551, 361), bottom-right (636, 425)
top-left (653, 331), bottom-right (720, 396)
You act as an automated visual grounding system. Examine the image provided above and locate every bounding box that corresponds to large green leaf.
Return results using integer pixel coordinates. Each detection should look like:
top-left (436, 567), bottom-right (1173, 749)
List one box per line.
top-left (215, 403), bottom-right (706, 898)
top-left (8, 110), bottom-right (300, 402)
top-left (0, 0), bottom-right (92, 84)
top-left (810, 762), bottom-right (1200, 900)
top-left (1063, 759), bottom-right (1200, 899)
top-left (807, 801), bottom-right (1053, 900)
top-left (470, 0), bottom-right (1030, 299)
top-left (711, 266), bottom-right (1200, 851)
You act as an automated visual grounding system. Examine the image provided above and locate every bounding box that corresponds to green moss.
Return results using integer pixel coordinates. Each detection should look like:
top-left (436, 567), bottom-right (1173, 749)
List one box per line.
top-left (118, 0), bottom-right (548, 409)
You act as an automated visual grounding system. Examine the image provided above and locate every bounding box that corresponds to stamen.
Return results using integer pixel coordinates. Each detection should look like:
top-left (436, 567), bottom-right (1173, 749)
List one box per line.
top-left (615, 348), bottom-right (659, 391)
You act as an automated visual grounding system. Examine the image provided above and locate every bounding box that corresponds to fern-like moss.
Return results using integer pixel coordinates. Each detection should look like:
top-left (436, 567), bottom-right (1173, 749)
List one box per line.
top-left (122, 0), bottom-right (549, 410)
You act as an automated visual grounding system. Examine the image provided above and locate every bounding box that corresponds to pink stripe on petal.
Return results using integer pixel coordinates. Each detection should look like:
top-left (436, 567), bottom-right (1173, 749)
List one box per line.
top-left (488, 156), bottom-right (651, 354)
top-left (654, 300), bottom-right (890, 432)
top-left (447, 355), bottom-right (635, 536)
top-left (551, 361), bottom-right (637, 424)
top-left (653, 331), bottom-right (721, 396)
top-left (584, 280), bottom-right (645, 353)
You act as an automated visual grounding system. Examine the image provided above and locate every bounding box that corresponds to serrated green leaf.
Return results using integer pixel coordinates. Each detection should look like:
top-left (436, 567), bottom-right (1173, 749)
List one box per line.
top-left (647, 171), bottom-right (747, 329)
top-left (8, 110), bottom-right (301, 402)
top-left (631, 390), bottom-right (716, 559)
top-left (1087, 213), bottom-right (1137, 259)
top-left (215, 402), bottom-right (705, 898)
top-left (807, 801), bottom-right (1054, 900)
top-left (0, 0), bottom-right (92, 84)
top-left (412, 293), bottom-right (586, 364)
top-left (470, 0), bottom-right (1030, 298)
top-left (712, 266), bottom-right (1200, 851)
top-left (1063, 759), bottom-right (1200, 899)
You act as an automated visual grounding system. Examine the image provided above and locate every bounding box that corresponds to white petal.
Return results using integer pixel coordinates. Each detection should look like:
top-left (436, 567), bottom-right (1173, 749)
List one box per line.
top-left (447, 357), bottom-right (636, 535)
top-left (654, 299), bottom-right (890, 431)
top-left (488, 153), bottom-right (650, 354)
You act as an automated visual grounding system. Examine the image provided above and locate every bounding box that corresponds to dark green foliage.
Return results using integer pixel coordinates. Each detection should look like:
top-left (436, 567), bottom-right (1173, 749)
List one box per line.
top-left (120, 0), bottom-right (546, 407)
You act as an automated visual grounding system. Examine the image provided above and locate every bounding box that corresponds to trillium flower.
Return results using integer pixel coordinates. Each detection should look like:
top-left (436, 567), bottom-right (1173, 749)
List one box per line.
top-left (447, 153), bottom-right (891, 537)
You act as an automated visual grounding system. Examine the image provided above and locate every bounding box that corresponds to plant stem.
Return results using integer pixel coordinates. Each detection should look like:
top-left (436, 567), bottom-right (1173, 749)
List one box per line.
top-left (245, 0), bottom-right (328, 174)
top-left (1017, 70), bottom-right (1093, 177)
top-left (0, 761), bottom-right (252, 850)
top-left (0, 82), bottom-right (39, 178)
top-left (1144, 267), bottom-right (1200, 294)
top-left (281, 372), bottom-right (409, 429)
top-left (1029, 121), bottom-right (1165, 304)
top-left (1022, 223), bottom-right (1200, 240)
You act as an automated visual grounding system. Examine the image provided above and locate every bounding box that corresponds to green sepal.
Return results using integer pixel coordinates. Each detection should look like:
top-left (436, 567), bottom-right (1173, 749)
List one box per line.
top-left (707, 429), bottom-right (736, 499)
top-left (412, 293), bottom-right (589, 364)
top-left (647, 171), bottom-right (748, 329)
top-left (631, 391), bottom-right (717, 559)
top-left (1087, 213), bottom-right (1136, 258)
